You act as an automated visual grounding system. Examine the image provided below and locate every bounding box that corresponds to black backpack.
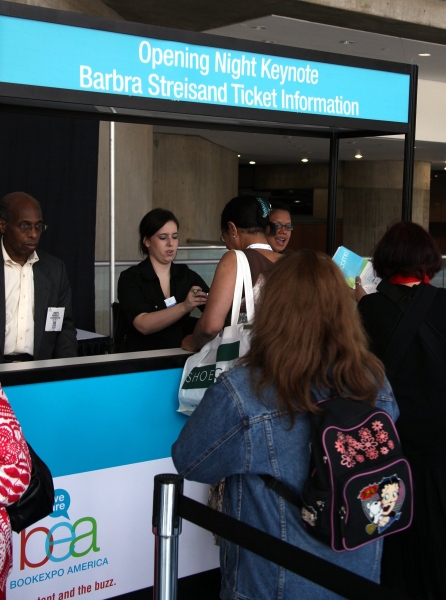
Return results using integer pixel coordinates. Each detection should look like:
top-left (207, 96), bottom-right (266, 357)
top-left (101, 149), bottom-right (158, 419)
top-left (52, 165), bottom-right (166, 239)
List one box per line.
top-left (261, 395), bottom-right (413, 551)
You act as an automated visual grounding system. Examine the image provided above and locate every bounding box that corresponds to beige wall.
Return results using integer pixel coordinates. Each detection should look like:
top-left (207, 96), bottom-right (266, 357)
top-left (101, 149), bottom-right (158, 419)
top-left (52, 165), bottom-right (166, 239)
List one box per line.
top-left (343, 161), bottom-right (431, 255)
top-left (153, 133), bottom-right (238, 243)
top-left (95, 122), bottom-right (153, 334)
top-left (417, 80), bottom-right (446, 145)
top-left (95, 121), bottom-right (153, 262)
top-left (313, 188), bottom-right (344, 219)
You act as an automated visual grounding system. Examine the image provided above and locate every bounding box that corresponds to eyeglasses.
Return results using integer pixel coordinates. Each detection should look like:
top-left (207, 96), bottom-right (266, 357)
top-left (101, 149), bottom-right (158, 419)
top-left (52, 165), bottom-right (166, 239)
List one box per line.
top-left (8, 222), bottom-right (48, 234)
top-left (270, 222), bottom-right (294, 232)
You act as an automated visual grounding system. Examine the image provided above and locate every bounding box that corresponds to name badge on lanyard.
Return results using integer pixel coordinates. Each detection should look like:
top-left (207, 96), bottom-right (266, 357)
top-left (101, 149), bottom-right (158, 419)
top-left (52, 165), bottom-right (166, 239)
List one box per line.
top-left (45, 307), bottom-right (65, 331)
top-left (164, 296), bottom-right (177, 308)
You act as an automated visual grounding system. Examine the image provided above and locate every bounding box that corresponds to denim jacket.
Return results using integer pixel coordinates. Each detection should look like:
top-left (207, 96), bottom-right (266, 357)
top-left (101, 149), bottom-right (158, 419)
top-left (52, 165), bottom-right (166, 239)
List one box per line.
top-left (172, 367), bottom-right (398, 600)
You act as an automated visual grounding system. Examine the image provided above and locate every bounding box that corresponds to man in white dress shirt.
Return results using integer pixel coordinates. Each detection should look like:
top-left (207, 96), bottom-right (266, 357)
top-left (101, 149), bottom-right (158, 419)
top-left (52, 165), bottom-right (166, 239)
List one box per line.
top-left (0, 192), bottom-right (77, 362)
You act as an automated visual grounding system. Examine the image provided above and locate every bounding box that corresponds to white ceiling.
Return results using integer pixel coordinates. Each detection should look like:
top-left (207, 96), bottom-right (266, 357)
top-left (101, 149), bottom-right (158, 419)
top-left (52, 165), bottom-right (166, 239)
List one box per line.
top-left (155, 15), bottom-right (446, 170)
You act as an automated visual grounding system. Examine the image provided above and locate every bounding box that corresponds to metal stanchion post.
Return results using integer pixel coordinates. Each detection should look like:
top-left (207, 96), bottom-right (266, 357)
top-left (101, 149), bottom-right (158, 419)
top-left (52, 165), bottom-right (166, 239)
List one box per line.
top-left (152, 474), bottom-right (184, 600)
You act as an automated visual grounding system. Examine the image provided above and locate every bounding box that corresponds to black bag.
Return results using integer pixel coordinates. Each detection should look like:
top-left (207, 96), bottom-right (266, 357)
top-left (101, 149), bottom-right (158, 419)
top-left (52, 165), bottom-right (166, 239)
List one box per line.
top-left (261, 396), bottom-right (413, 551)
top-left (6, 443), bottom-right (55, 533)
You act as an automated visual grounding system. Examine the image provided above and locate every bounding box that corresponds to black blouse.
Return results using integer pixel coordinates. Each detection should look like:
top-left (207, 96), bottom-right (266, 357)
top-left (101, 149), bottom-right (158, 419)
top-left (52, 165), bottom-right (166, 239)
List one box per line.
top-left (117, 257), bottom-right (209, 352)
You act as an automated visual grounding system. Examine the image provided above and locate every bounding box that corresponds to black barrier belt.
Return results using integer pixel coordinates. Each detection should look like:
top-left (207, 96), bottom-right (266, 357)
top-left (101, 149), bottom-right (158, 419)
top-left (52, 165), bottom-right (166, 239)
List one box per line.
top-left (178, 494), bottom-right (410, 600)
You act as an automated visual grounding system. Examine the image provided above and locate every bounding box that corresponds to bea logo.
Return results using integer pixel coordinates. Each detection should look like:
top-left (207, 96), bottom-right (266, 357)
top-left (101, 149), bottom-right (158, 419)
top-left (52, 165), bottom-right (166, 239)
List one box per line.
top-left (20, 488), bottom-right (100, 570)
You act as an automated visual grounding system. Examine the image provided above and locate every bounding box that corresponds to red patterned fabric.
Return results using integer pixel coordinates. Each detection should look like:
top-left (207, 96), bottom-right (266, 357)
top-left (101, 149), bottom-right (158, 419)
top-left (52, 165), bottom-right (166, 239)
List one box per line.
top-left (0, 386), bottom-right (31, 592)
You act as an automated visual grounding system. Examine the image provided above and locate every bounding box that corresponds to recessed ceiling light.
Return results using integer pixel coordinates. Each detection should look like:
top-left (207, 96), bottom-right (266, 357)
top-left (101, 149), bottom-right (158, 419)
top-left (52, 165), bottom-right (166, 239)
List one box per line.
top-left (264, 40), bottom-right (276, 44)
top-left (340, 40), bottom-right (354, 45)
top-left (355, 150), bottom-right (363, 159)
top-left (237, 154), bottom-right (241, 158)
top-left (249, 161), bottom-right (256, 165)
top-left (294, 200), bottom-right (301, 203)
top-left (301, 158), bottom-right (309, 163)
top-left (418, 53), bottom-right (431, 57)
top-left (251, 25), bottom-right (267, 30)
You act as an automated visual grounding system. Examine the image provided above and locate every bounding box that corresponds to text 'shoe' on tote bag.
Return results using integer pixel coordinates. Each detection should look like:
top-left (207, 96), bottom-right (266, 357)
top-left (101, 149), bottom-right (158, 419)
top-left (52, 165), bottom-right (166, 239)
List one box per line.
top-left (178, 250), bottom-right (254, 416)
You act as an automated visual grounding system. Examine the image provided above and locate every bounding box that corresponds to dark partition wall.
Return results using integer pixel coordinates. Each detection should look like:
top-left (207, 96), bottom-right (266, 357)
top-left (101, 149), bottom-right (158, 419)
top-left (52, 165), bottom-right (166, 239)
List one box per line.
top-left (0, 112), bottom-right (99, 331)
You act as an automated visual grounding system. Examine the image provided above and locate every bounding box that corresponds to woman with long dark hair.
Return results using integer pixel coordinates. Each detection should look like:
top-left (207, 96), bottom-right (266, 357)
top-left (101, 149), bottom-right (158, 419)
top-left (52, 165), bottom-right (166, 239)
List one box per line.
top-left (118, 208), bottom-right (208, 351)
top-left (173, 250), bottom-right (397, 599)
top-left (357, 221), bottom-right (446, 599)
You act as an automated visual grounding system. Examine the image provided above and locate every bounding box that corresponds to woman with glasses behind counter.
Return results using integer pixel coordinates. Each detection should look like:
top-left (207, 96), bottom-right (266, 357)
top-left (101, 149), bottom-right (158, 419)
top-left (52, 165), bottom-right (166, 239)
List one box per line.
top-left (117, 209), bottom-right (209, 352)
top-left (266, 200), bottom-right (294, 253)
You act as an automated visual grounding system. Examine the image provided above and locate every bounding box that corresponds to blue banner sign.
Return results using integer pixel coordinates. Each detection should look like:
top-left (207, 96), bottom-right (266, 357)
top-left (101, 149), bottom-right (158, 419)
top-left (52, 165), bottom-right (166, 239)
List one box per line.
top-left (0, 15), bottom-right (410, 123)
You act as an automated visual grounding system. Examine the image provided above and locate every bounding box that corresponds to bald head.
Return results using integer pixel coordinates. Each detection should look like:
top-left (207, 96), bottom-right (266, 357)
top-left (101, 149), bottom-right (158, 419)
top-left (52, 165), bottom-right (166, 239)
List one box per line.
top-left (0, 192), bottom-right (41, 221)
top-left (0, 192), bottom-right (44, 265)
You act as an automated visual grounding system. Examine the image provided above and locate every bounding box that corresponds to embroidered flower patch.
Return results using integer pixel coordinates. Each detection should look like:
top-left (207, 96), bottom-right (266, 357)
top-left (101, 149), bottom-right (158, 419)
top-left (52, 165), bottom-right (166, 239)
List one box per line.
top-left (334, 421), bottom-right (394, 468)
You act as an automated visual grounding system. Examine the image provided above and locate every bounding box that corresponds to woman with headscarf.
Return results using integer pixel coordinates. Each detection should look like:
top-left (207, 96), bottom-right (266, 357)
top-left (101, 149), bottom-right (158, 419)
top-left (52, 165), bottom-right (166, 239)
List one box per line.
top-left (182, 195), bottom-right (282, 352)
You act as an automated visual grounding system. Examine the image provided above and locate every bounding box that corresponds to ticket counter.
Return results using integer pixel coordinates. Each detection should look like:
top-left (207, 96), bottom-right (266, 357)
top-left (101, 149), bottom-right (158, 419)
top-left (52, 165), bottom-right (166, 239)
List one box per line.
top-left (0, 4), bottom-right (418, 598)
top-left (0, 351), bottom-right (219, 600)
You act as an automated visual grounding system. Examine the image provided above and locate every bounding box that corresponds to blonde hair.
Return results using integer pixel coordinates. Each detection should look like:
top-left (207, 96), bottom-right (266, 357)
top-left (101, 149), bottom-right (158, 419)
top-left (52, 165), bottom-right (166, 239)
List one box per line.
top-left (241, 249), bottom-right (384, 417)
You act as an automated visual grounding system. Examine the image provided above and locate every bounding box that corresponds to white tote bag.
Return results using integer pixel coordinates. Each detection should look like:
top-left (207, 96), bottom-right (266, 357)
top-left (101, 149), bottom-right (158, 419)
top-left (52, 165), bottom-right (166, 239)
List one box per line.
top-left (178, 250), bottom-right (254, 416)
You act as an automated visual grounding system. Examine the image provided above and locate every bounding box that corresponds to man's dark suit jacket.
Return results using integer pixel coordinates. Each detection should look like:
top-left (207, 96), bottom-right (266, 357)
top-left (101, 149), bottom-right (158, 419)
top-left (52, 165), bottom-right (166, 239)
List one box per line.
top-left (0, 249), bottom-right (78, 361)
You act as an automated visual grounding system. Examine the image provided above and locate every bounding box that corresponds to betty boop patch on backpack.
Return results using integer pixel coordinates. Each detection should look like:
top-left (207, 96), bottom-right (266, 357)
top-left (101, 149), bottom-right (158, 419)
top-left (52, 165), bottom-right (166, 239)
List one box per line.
top-left (359, 474), bottom-right (406, 535)
top-left (301, 397), bottom-right (413, 551)
top-left (260, 396), bottom-right (413, 552)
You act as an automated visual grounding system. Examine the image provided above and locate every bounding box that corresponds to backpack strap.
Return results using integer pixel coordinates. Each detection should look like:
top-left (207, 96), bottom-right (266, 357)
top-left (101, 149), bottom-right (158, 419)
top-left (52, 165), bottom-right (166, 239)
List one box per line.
top-left (377, 280), bottom-right (438, 376)
top-left (259, 475), bottom-right (302, 510)
top-left (419, 320), bottom-right (446, 368)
